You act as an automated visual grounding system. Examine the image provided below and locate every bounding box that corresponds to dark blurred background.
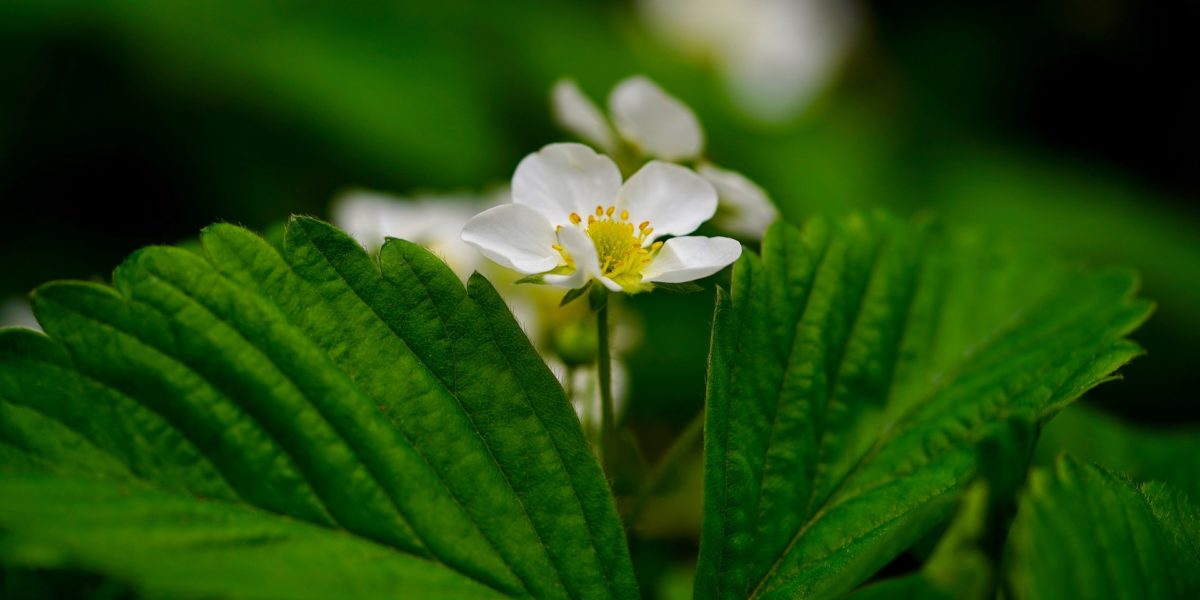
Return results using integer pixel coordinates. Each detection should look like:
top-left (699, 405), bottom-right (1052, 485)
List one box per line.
top-left (1, 1), bottom-right (1197, 588)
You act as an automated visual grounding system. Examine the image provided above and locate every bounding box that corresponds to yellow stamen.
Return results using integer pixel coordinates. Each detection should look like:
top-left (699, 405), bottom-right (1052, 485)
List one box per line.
top-left (552, 203), bottom-right (663, 293)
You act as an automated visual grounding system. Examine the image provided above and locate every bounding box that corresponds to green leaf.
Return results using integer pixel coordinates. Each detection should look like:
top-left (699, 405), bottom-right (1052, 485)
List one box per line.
top-left (653, 282), bottom-right (704, 295)
top-left (1006, 456), bottom-right (1200, 599)
top-left (515, 273), bottom-right (547, 285)
top-left (697, 214), bottom-right (1151, 599)
top-left (589, 284), bottom-right (609, 312)
top-left (1036, 404), bottom-right (1200, 500)
top-left (0, 217), bottom-right (638, 599)
top-left (561, 281), bottom-right (594, 306)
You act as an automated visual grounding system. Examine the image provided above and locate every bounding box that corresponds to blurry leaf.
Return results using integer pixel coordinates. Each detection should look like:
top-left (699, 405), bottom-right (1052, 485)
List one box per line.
top-left (843, 574), bottom-right (953, 600)
top-left (1036, 404), bottom-right (1200, 500)
top-left (0, 218), bottom-right (637, 599)
top-left (697, 214), bottom-right (1150, 599)
top-left (1006, 457), bottom-right (1200, 599)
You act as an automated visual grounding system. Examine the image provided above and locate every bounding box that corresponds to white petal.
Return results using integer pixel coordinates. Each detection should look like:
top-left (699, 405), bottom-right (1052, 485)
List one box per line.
top-left (608, 75), bottom-right (704, 160)
top-left (642, 236), bottom-right (742, 283)
top-left (543, 225), bottom-right (601, 289)
top-left (461, 204), bottom-right (560, 274)
top-left (331, 190), bottom-right (418, 252)
top-left (617, 161), bottom-right (717, 240)
top-left (332, 190), bottom-right (491, 272)
top-left (512, 143), bottom-right (623, 226)
top-left (596, 276), bottom-right (625, 293)
top-left (551, 80), bottom-right (617, 153)
top-left (572, 359), bottom-right (629, 428)
top-left (697, 162), bottom-right (779, 239)
top-left (1, 297), bottom-right (41, 332)
top-left (719, 0), bottom-right (859, 122)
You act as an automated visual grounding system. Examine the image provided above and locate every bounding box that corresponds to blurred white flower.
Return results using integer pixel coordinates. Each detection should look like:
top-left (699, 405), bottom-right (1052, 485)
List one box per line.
top-left (553, 76), bottom-right (704, 163)
top-left (696, 162), bottom-right (778, 239)
top-left (637, 0), bottom-right (859, 122)
top-left (461, 143), bottom-right (742, 294)
top-left (332, 187), bottom-right (508, 280)
top-left (551, 81), bottom-right (618, 155)
top-left (609, 76), bottom-right (705, 162)
top-left (549, 358), bottom-right (630, 432)
top-left (551, 77), bottom-right (778, 239)
top-left (0, 297), bottom-right (40, 332)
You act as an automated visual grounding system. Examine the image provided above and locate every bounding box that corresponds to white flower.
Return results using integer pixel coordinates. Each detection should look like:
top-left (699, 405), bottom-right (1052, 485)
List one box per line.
top-left (461, 143), bottom-right (742, 294)
top-left (552, 76), bottom-right (703, 162)
top-left (696, 162), bottom-right (779, 239)
top-left (332, 188), bottom-right (503, 280)
top-left (637, 0), bottom-right (859, 122)
top-left (548, 358), bottom-right (630, 431)
top-left (551, 76), bottom-right (778, 240)
top-left (0, 297), bottom-right (40, 332)
top-left (609, 77), bottom-right (705, 162)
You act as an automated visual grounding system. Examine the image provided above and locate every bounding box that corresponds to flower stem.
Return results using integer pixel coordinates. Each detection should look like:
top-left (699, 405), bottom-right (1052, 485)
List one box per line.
top-left (596, 300), bottom-right (615, 470)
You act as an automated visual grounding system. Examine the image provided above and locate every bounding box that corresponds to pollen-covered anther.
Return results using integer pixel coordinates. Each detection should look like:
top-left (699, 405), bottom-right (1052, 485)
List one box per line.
top-left (569, 212), bottom-right (582, 225)
top-left (569, 204), bottom-right (663, 288)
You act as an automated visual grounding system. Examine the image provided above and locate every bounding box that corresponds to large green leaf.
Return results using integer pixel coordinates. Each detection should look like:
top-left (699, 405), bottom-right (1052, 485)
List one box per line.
top-left (1006, 457), bottom-right (1200, 599)
top-left (697, 214), bottom-right (1150, 599)
top-left (0, 217), bottom-right (637, 599)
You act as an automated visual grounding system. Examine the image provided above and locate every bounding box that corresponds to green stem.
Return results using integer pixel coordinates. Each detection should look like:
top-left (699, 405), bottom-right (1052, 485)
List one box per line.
top-left (596, 301), bottom-right (615, 471)
top-left (624, 409), bottom-right (705, 528)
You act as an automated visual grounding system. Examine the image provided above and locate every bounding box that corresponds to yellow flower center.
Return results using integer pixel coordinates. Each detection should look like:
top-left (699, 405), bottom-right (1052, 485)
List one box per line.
top-left (554, 204), bottom-right (663, 292)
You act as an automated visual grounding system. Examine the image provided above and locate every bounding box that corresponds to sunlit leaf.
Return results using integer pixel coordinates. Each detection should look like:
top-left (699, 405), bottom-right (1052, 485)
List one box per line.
top-left (1006, 457), bottom-right (1200, 599)
top-left (697, 214), bottom-right (1150, 599)
top-left (0, 218), bottom-right (637, 599)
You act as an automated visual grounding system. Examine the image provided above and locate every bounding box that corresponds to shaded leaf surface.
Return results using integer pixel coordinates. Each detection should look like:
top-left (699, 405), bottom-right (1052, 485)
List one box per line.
top-left (697, 214), bottom-right (1150, 599)
top-left (1007, 457), bottom-right (1200, 600)
top-left (0, 218), bottom-right (637, 599)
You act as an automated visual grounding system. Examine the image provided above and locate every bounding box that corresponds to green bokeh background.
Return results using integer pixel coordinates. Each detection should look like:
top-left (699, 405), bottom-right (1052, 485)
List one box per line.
top-left (1, 0), bottom-right (1197, 595)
